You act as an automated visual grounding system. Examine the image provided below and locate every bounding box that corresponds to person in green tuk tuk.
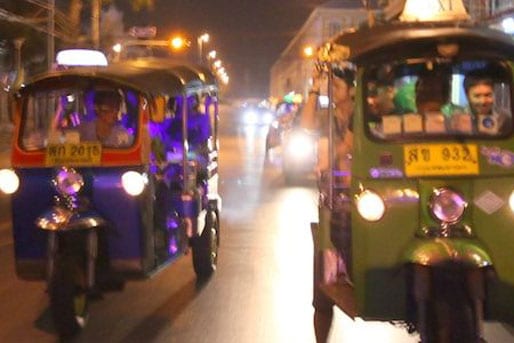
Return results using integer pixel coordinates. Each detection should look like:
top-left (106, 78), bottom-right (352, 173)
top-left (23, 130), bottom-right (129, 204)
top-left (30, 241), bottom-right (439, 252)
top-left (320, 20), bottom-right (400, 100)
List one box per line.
top-left (300, 63), bottom-right (355, 343)
top-left (457, 70), bottom-right (512, 134)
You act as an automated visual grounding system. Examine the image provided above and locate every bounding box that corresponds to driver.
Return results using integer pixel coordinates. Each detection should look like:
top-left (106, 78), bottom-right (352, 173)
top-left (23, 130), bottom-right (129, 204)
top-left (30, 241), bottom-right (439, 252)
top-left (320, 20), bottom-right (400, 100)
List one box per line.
top-left (78, 90), bottom-right (133, 147)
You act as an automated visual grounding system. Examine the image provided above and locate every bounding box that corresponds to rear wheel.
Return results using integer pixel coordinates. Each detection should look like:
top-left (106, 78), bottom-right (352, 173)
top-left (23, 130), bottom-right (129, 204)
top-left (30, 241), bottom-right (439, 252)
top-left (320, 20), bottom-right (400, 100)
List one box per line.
top-left (49, 256), bottom-right (89, 338)
top-left (192, 211), bottom-right (219, 279)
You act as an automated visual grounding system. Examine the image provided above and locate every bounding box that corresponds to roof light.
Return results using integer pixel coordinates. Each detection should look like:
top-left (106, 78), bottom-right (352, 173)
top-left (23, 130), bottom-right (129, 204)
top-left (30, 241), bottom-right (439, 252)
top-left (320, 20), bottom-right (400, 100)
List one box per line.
top-left (56, 49), bottom-right (108, 67)
top-left (502, 17), bottom-right (514, 34)
top-left (400, 0), bottom-right (469, 22)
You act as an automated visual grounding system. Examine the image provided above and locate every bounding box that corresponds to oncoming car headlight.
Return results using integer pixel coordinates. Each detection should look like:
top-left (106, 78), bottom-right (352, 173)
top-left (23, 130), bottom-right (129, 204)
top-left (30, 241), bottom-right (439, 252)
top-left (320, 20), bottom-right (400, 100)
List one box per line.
top-left (54, 167), bottom-right (83, 195)
top-left (243, 109), bottom-right (258, 124)
top-left (429, 188), bottom-right (467, 224)
top-left (510, 191), bottom-right (514, 213)
top-left (285, 133), bottom-right (314, 158)
top-left (356, 190), bottom-right (385, 222)
top-left (121, 171), bottom-right (148, 196)
top-left (0, 169), bottom-right (20, 194)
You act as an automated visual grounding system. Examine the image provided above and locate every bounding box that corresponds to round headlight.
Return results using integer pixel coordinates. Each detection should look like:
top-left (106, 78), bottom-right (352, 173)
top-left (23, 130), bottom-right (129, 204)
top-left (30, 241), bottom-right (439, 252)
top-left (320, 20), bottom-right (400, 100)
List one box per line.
top-left (55, 168), bottom-right (83, 195)
top-left (121, 171), bottom-right (148, 196)
top-left (286, 133), bottom-right (313, 157)
top-left (429, 188), bottom-right (467, 224)
top-left (509, 191), bottom-right (514, 213)
top-left (356, 190), bottom-right (385, 222)
top-left (0, 169), bottom-right (20, 194)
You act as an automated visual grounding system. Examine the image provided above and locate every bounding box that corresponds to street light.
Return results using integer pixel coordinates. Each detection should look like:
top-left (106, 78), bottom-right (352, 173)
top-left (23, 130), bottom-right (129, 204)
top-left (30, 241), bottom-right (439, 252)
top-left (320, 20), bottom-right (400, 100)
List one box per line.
top-left (207, 50), bottom-right (217, 60)
top-left (170, 36), bottom-right (189, 50)
top-left (303, 45), bottom-right (315, 58)
top-left (197, 33), bottom-right (210, 63)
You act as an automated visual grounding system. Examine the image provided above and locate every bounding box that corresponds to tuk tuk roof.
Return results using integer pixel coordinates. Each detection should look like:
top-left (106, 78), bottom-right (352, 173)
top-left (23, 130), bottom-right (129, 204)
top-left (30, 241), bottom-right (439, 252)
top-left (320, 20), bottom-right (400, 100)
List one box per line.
top-left (18, 58), bottom-right (218, 97)
top-left (332, 21), bottom-right (514, 65)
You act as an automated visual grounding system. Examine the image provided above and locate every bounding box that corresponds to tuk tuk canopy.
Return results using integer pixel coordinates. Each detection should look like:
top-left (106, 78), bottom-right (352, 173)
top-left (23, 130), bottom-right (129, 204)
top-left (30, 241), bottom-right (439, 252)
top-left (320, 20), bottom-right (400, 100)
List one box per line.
top-left (18, 59), bottom-right (218, 98)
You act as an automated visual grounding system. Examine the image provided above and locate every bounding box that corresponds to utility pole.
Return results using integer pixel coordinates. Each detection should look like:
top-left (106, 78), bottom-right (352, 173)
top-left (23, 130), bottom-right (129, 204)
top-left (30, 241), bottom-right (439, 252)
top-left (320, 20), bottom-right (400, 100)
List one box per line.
top-left (13, 38), bottom-right (25, 89)
top-left (48, 0), bottom-right (55, 70)
top-left (91, 0), bottom-right (100, 48)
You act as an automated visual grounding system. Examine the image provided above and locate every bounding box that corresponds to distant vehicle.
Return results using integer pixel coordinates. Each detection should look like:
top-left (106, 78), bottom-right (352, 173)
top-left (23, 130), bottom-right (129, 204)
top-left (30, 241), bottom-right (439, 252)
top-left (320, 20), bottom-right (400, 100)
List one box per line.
top-left (281, 114), bottom-right (317, 184)
top-left (265, 101), bottom-right (297, 152)
top-left (265, 102), bottom-right (317, 184)
top-left (240, 100), bottom-right (274, 126)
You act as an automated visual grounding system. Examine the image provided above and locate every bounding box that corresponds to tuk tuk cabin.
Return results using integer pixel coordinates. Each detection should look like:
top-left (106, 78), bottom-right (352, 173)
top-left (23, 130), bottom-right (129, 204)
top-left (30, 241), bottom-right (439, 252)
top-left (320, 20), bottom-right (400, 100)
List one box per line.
top-left (8, 61), bottom-right (220, 280)
top-left (328, 19), bottom-right (514, 327)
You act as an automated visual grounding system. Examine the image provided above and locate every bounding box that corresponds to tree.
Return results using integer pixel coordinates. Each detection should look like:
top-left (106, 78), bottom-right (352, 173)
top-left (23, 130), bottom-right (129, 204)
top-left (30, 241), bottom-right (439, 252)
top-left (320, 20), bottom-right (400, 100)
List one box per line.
top-left (66, 0), bottom-right (154, 47)
top-left (0, 1), bottom-right (48, 73)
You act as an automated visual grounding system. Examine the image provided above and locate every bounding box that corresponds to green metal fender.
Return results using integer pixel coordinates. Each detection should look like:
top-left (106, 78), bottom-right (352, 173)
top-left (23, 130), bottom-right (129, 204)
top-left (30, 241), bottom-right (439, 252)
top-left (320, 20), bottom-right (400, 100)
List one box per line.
top-left (404, 237), bottom-right (493, 267)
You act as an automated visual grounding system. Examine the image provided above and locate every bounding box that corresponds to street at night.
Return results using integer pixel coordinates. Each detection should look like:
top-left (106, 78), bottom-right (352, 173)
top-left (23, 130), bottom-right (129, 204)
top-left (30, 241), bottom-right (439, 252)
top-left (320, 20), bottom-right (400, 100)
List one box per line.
top-left (2, 1), bottom-right (514, 342)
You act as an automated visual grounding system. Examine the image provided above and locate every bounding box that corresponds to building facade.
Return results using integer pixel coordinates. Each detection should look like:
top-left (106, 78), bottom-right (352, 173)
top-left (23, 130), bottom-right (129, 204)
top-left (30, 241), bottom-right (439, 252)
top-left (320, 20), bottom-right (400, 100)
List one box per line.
top-left (269, 1), bottom-right (378, 100)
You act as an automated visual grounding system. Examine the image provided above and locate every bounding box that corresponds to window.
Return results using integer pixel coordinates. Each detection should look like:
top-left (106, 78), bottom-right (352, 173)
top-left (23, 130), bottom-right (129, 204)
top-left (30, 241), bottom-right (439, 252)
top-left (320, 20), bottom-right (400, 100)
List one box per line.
top-left (21, 87), bottom-right (138, 150)
top-left (364, 59), bottom-right (512, 140)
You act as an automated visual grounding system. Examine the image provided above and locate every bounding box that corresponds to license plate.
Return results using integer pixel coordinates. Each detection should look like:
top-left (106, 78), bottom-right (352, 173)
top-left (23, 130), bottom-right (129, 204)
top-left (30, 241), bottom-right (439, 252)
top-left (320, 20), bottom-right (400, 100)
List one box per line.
top-left (404, 143), bottom-right (479, 176)
top-left (45, 143), bottom-right (102, 166)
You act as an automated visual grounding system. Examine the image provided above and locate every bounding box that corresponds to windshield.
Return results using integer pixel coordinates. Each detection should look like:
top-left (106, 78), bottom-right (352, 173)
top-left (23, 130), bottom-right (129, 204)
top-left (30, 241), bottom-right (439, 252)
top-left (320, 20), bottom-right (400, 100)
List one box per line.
top-left (364, 59), bottom-right (513, 141)
top-left (20, 86), bottom-right (139, 150)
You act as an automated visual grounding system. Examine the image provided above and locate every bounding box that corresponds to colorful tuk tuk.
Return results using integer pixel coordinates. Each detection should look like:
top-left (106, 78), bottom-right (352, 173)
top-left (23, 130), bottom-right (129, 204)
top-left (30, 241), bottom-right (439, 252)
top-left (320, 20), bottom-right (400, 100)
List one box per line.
top-left (0, 57), bottom-right (221, 336)
top-left (314, 2), bottom-right (514, 342)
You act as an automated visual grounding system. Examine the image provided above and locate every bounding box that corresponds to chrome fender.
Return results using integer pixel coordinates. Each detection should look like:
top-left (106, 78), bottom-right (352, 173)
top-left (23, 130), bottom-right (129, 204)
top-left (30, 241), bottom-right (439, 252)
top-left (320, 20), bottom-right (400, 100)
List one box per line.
top-left (36, 206), bottom-right (106, 231)
top-left (404, 237), bottom-right (493, 268)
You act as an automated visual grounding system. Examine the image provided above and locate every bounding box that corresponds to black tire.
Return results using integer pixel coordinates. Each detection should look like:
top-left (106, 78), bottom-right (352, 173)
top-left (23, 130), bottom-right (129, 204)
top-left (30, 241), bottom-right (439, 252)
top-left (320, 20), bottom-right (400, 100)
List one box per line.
top-left (49, 256), bottom-right (89, 338)
top-left (191, 211), bottom-right (218, 279)
top-left (414, 264), bottom-right (483, 343)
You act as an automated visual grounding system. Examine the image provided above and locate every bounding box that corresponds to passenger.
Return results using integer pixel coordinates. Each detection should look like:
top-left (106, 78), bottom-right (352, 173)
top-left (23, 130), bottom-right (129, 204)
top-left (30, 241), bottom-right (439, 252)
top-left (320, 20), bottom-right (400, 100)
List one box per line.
top-left (414, 71), bottom-right (462, 117)
top-left (461, 71), bottom-right (511, 134)
top-left (415, 71), bottom-right (465, 134)
top-left (79, 90), bottom-right (133, 147)
top-left (366, 80), bottom-right (403, 137)
top-left (301, 63), bottom-right (354, 343)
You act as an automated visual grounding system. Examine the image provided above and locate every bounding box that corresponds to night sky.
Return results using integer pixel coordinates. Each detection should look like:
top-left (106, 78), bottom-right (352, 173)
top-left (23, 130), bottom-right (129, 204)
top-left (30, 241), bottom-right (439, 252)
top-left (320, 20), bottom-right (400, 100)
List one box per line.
top-left (117, 0), bottom-right (327, 98)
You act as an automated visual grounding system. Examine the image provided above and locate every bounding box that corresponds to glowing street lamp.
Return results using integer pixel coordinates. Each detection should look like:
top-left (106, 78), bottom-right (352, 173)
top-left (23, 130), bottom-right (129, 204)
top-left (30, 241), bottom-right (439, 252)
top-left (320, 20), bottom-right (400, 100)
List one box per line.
top-left (170, 36), bottom-right (188, 50)
top-left (197, 33), bottom-right (210, 63)
top-left (303, 45), bottom-right (315, 58)
top-left (207, 50), bottom-right (217, 60)
top-left (212, 59), bottom-right (222, 69)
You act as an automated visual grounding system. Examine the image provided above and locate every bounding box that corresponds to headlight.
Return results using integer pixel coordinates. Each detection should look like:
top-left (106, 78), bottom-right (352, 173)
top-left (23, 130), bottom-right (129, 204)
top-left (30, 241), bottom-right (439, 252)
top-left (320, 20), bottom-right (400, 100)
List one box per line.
top-left (285, 133), bottom-right (313, 158)
top-left (54, 167), bottom-right (83, 195)
top-left (243, 109), bottom-right (258, 124)
top-left (508, 191), bottom-right (514, 213)
top-left (262, 111), bottom-right (274, 124)
top-left (429, 188), bottom-right (467, 224)
top-left (121, 171), bottom-right (148, 196)
top-left (0, 169), bottom-right (20, 194)
top-left (356, 190), bottom-right (385, 221)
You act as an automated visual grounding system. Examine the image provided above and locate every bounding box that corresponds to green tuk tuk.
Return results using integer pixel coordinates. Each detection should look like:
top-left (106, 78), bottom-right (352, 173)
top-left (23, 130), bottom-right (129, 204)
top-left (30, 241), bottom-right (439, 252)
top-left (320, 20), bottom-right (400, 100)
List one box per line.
top-left (313, 2), bottom-right (514, 342)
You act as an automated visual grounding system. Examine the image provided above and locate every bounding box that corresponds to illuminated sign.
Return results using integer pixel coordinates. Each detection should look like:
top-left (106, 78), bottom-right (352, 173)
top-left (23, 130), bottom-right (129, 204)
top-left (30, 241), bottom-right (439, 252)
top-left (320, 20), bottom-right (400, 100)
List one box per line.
top-left (56, 49), bottom-right (108, 67)
top-left (400, 0), bottom-right (470, 22)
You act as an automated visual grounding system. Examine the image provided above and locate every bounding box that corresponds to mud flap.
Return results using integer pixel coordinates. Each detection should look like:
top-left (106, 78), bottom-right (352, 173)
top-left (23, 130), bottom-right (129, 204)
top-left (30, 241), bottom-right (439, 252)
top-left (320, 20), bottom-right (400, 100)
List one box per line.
top-left (311, 221), bottom-right (357, 319)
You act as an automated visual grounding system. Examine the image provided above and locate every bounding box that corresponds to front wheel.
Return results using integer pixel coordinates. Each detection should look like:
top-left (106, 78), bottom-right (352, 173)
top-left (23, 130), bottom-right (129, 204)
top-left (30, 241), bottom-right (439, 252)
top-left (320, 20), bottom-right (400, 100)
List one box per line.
top-left (49, 256), bottom-right (89, 338)
top-left (191, 211), bottom-right (219, 280)
top-left (412, 264), bottom-right (484, 343)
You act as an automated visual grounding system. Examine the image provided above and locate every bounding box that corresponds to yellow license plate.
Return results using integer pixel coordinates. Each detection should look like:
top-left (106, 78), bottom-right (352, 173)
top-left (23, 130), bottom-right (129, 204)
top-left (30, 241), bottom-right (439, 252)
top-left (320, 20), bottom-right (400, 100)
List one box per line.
top-left (404, 143), bottom-right (479, 176)
top-left (45, 143), bottom-right (102, 166)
